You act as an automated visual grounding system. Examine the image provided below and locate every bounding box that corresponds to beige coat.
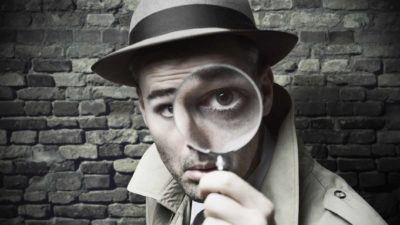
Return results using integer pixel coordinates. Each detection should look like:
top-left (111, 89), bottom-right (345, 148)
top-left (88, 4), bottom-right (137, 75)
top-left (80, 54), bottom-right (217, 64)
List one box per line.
top-left (128, 86), bottom-right (387, 225)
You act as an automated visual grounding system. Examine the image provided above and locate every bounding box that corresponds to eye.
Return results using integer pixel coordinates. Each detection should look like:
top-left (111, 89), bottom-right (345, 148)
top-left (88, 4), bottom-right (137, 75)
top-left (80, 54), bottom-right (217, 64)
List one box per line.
top-left (199, 88), bottom-right (244, 112)
top-left (159, 104), bottom-right (174, 118)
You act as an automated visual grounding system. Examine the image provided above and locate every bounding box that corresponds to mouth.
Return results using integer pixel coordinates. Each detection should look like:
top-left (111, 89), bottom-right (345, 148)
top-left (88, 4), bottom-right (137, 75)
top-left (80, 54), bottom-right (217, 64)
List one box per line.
top-left (184, 163), bottom-right (217, 182)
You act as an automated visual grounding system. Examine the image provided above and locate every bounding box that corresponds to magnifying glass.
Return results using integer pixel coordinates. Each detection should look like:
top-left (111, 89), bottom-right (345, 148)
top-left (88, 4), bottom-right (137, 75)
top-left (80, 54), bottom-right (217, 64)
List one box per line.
top-left (173, 64), bottom-right (263, 170)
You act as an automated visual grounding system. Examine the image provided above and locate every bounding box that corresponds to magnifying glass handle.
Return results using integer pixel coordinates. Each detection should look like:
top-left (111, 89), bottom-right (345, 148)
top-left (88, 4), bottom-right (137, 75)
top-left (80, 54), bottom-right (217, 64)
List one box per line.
top-left (216, 155), bottom-right (225, 171)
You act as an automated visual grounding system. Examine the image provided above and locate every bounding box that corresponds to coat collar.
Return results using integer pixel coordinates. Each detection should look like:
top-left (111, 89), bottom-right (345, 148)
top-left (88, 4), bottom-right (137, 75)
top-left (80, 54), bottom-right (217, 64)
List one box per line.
top-left (127, 85), bottom-right (299, 225)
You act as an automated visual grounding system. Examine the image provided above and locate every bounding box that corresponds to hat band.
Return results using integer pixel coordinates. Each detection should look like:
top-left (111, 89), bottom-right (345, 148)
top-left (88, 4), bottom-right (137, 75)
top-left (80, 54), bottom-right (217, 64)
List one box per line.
top-left (129, 5), bottom-right (256, 45)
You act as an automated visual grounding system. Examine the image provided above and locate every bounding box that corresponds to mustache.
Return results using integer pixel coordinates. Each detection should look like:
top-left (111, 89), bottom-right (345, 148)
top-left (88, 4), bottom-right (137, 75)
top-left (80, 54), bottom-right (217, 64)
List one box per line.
top-left (182, 152), bottom-right (233, 171)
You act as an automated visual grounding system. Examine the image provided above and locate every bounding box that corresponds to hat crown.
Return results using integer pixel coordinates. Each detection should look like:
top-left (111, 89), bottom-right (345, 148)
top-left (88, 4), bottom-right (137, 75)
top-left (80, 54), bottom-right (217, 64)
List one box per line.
top-left (130, 0), bottom-right (255, 32)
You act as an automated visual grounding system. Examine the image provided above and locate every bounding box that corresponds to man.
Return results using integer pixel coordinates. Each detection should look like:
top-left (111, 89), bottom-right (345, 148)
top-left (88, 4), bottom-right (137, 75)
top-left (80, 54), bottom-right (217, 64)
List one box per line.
top-left (92, 0), bottom-right (388, 225)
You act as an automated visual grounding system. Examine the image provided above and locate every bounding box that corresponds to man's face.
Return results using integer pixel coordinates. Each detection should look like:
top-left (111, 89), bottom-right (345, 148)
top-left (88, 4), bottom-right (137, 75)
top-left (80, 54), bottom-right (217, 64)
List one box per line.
top-left (136, 41), bottom-right (272, 201)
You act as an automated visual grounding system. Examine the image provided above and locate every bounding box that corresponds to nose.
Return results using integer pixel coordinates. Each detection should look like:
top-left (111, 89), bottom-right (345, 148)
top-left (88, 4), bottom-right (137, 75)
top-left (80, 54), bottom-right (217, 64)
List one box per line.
top-left (187, 144), bottom-right (211, 154)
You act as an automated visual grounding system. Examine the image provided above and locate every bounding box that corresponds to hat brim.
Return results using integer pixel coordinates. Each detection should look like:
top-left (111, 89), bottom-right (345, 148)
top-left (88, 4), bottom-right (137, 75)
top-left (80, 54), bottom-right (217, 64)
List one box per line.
top-left (91, 28), bottom-right (298, 87)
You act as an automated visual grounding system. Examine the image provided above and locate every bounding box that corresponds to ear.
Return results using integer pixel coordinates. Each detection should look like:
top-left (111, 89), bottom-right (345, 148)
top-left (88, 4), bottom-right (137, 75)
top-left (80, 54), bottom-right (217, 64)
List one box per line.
top-left (136, 88), bottom-right (149, 127)
top-left (259, 67), bottom-right (274, 117)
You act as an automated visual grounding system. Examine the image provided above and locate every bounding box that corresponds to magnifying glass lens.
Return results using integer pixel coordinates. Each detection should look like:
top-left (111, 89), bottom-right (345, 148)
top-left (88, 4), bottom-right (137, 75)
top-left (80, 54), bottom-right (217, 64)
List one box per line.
top-left (173, 64), bottom-right (263, 154)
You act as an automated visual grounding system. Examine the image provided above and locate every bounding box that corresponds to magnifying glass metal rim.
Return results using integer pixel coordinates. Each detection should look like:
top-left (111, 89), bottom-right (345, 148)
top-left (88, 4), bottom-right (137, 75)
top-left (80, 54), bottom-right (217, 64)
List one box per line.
top-left (173, 63), bottom-right (264, 154)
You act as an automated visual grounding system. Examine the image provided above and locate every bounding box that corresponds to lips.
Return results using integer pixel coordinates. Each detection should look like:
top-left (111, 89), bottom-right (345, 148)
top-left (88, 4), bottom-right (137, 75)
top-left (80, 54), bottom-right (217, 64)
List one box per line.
top-left (184, 163), bottom-right (217, 181)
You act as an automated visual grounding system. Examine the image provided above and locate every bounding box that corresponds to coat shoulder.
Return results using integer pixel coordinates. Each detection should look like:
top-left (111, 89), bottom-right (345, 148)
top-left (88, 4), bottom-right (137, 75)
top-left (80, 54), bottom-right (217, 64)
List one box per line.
top-left (302, 158), bottom-right (388, 225)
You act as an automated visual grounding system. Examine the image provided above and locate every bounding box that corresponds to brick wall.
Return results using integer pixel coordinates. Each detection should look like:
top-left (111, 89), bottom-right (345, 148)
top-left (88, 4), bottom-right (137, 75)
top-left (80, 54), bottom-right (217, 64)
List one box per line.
top-left (0, 0), bottom-right (399, 224)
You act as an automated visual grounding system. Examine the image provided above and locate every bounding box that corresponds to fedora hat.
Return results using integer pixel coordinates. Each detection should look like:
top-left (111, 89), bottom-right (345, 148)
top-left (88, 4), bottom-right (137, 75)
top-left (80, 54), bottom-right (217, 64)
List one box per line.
top-left (91, 0), bottom-right (298, 87)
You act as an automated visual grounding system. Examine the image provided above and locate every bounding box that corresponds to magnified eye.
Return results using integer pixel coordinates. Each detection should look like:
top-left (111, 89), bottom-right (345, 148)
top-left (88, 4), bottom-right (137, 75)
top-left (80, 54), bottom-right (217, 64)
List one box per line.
top-left (199, 88), bottom-right (244, 112)
top-left (158, 105), bottom-right (173, 118)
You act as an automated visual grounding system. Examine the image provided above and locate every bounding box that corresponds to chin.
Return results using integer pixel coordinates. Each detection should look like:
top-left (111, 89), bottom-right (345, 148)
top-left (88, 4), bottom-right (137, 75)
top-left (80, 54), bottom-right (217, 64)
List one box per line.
top-left (180, 180), bottom-right (204, 202)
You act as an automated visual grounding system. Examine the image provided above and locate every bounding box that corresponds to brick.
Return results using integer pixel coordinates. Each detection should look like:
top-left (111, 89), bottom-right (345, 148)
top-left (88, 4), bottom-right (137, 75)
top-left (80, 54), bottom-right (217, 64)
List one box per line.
top-left (354, 102), bottom-right (383, 116)
top-left (33, 59), bottom-right (72, 72)
top-left (337, 158), bottom-right (374, 171)
top-left (3, 175), bottom-right (28, 189)
top-left (329, 73), bottom-right (377, 87)
top-left (92, 86), bottom-right (138, 99)
top-left (92, 220), bottom-right (117, 225)
top-left (0, 59), bottom-right (28, 72)
top-left (87, 14), bottom-right (115, 26)
top-left (384, 59), bottom-right (400, 73)
top-left (388, 173), bottom-right (400, 185)
top-left (290, 87), bottom-right (338, 102)
top-left (114, 173), bottom-right (131, 187)
top-left (2, 13), bottom-right (32, 28)
top-left (32, 13), bottom-right (84, 27)
top-left (387, 119), bottom-right (400, 130)
top-left (322, 0), bottom-right (368, 9)
top-left (293, 75), bottom-right (324, 86)
top-left (54, 204), bottom-right (107, 219)
top-left (47, 118), bottom-right (78, 128)
top-left (11, 131), bottom-right (37, 144)
top-left (17, 87), bottom-right (65, 100)
top-left (0, 161), bottom-right (13, 174)
top-left (39, 130), bottom-right (83, 144)
top-left (355, 32), bottom-right (400, 45)
top-left (329, 145), bottom-right (371, 157)
top-left (322, 59), bottom-right (349, 73)
top-left (24, 191), bottom-right (47, 202)
top-left (79, 188), bottom-right (128, 203)
top-left (53, 101), bottom-right (79, 116)
top-left (65, 87), bottom-right (92, 100)
top-left (55, 172), bottom-right (82, 191)
top-left (364, 45), bottom-right (400, 58)
top-left (314, 44), bottom-right (362, 56)
top-left (103, 28), bottom-right (128, 44)
top-left (371, 145), bottom-right (396, 156)
top-left (0, 130), bottom-right (7, 145)
top-left (0, 30), bottom-right (17, 43)
top-left (121, 0), bottom-right (139, 11)
top-left (86, 129), bottom-right (138, 145)
top-left (338, 118), bottom-right (385, 129)
top-left (273, 60), bottom-right (297, 73)
top-left (108, 203), bottom-right (145, 217)
top-left (299, 130), bottom-right (347, 144)
top-left (24, 101), bottom-right (52, 116)
top-left (297, 59), bottom-right (320, 72)
top-left (49, 191), bottom-right (79, 204)
top-left (59, 144), bottom-right (98, 159)
top-left (0, 190), bottom-right (23, 203)
top-left (378, 131), bottom-right (400, 144)
top-left (0, 44), bottom-right (14, 57)
top-left (265, 0), bottom-right (292, 9)
top-left (74, 30), bottom-right (101, 43)
top-left (348, 130), bottom-right (376, 144)
top-left (0, 72), bottom-right (26, 86)
top-left (113, 158), bottom-right (138, 173)
top-left (0, 101), bottom-right (25, 116)
top-left (108, 114), bottom-right (131, 128)
top-left (373, 12), bottom-right (399, 30)
top-left (99, 143), bottom-right (123, 158)
top-left (340, 87), bottom-right (365, 101)
top-left (124, 144), bottom-right (149, 158)
top-left (79, 117), bottom-right (107, 129)
top-left (353, 59), bottom-right (381, 73)
top-left (50, 72), bottom-right (84, 87)
top-left (43, 0), bottom-right (74, 11)
top-left (67, 43), bottom-right (113, 58)
top-left (0, 87), bottom-right (15, 99)
top-left (306, 144), bottom-right (327, 159)
top-left (0, 0), bottom-right (41, 11)
top-left (84, 175), bottom-right (111, 190)
top-left (343, 13), bottom-right (370, 28)
top-left (72, 58), bottom-right (97, 73)
top-left (337, 172), bottom-right (358, 187)
top-left (292, 0), bottom-right (321, 8)
top-left (377, 158), bottom-right (400, 172)
top-left (18, 204), bottom-right (50, 218)
top-left (27, 75), bottom-right (55, 87)
top-left (80, 161), bottom-right (113, 174)
top-left (0, 118), bottom-right (46, 130)
top-left (118, 218), bottom-right (146, 225)
top-left (131, 115), bottom-right (146, 129)
top-left (15, 161), bottom-right (48, 174)
top-left (0, 205), bottom-right (17, 218)
top-left (54, 218), bottom-right (90, 225)
top-left (287, 44), bottom-right (310, 58)
top-left (15, 45), bottom-right (63, 58)
top-left (45, 30), bottom-right (73, 44)
top-left (328, 31), bottom-right (354, 44)
top-left (378, 74), bottom-right (400, 87)
top-left (0, 145), bottom-right (32, 159)
top-left (290, 12), bottom-right (340, 28)
top-left (79, 100), bottom-right (107, 116)
top-left (50, 160), bottom-right (76, 172)
top-left (359, 171), bottom-right (386, 188)
top-left (309, 118), bottom-right (333, 129)
top-left (138, 130), bottom-right (153, 143)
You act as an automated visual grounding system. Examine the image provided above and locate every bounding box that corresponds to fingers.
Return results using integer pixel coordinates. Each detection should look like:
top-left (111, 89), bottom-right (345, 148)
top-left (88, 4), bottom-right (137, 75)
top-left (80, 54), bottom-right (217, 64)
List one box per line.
top-left (203, 193), bottom-right (244, 224)
top-left (203, 217), bottom-right (232, 225)
top-left (198, 171), bottom-right (273, 213)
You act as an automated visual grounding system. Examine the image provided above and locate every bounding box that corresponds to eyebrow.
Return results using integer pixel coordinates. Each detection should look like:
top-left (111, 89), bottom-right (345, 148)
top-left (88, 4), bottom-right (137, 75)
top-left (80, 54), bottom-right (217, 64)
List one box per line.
top-left (147, 88), bottom-right (176, 100)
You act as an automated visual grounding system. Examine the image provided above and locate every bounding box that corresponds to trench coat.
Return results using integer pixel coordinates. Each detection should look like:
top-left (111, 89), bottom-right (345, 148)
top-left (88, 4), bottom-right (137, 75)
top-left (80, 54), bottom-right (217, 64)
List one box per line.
top-left (127, 85), bottom-right (387, 225)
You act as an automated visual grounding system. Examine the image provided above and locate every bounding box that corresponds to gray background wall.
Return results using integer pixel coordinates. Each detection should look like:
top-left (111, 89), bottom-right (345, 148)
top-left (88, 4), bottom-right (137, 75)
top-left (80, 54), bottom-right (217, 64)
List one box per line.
top-left (0, 0), bottom-right (399, 224)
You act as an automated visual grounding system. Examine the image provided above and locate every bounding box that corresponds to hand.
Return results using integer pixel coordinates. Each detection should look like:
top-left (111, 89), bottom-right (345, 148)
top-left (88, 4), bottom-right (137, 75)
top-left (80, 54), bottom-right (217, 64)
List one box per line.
top-left (198, 171), bottom-right (275, 225)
